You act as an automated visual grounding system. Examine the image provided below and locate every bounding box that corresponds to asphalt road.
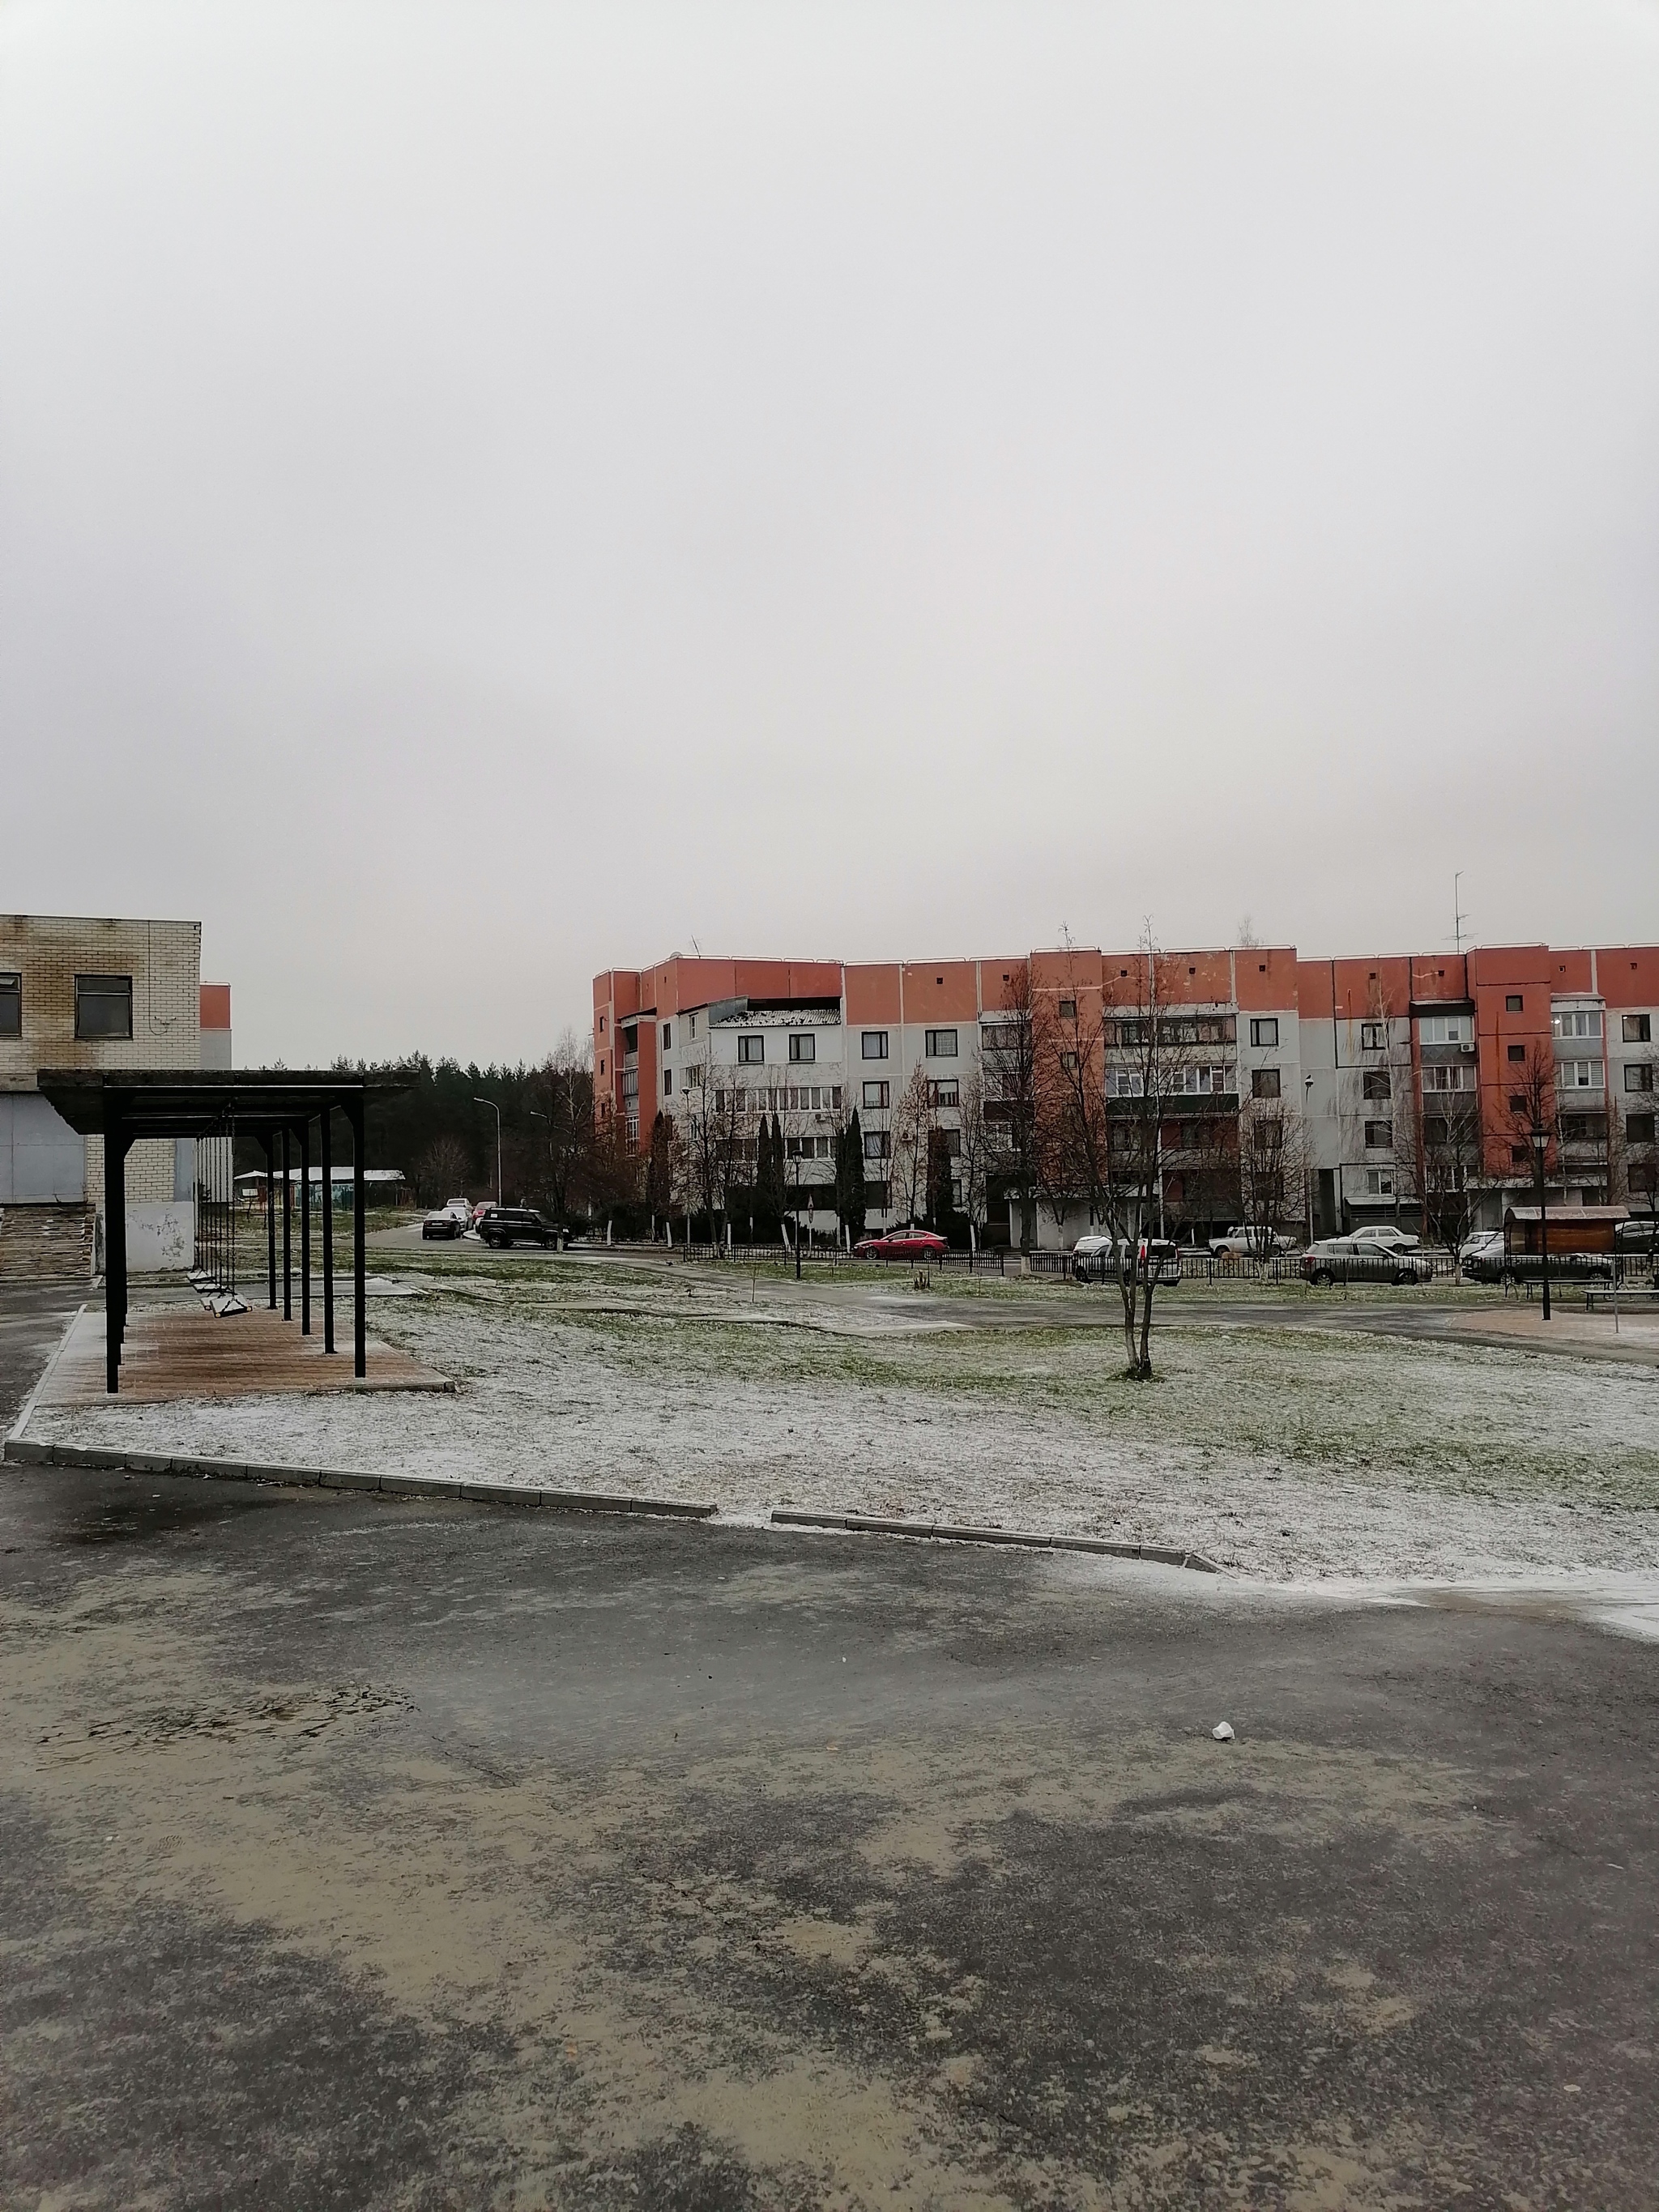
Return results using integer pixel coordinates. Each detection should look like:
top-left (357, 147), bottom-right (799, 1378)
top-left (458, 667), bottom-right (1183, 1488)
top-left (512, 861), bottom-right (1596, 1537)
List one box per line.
top-left (2, 1458), bottom-right (1656, 2209)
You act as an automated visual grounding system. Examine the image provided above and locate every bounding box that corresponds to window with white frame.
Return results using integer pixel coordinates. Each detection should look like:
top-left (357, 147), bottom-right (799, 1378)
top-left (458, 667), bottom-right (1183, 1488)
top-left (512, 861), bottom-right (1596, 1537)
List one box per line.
top-left (737, 1034), bottom-right (764, 1064)
top-left (1418, 1014), bottom-right (1471, 1046)
top-left (1558, 1060), bottom-right (1600, 1091)
top-left (788, 1032), bottom-right (815, 1063)
top-left (1435, 1013), bottom-right (1476, 1046)
top-left (864, 1130), bottom-right (889, 1160)
top-left (1168, 1065), bottom-right (1229, 1096)
top-left (1110, 1070), bottom-right (1145, 1097)
top-left (1422, 1064), bottom-right (1472, 1092)
top-left (924, 1028), bottom-right (957, 1058)
top-left (862, 1080), bottom-right (889, 1110)
top-left (1553, 1008), bottom-right (1602, 1039)
top-left (929, 1078), bottom-right (959, 1107)
top-left (1364, 1168), bottom-right (1394, 1196)
top-left (862, 1031), bottom-right (889, 1060)
top-left (1250, 1017), bottom-right (1278, 1048)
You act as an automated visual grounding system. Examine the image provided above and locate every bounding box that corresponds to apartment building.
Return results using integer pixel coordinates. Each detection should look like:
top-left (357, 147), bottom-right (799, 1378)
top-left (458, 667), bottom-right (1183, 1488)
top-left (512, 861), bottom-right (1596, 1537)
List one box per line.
top-left (0, 914), bottom-right (232, 1267)
top-left (594, 940), bottom-right (1659, 1245)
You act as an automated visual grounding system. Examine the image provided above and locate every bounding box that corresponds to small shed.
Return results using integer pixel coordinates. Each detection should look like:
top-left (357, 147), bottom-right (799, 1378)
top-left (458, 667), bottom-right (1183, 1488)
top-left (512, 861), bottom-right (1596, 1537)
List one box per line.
top-left (1503, 1204), bottom-right (1628, 1257)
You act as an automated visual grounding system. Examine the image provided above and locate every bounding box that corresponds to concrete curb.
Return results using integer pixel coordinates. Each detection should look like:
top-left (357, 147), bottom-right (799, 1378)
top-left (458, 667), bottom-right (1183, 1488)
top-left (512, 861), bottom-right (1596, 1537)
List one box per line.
top-left (4, 1302), bottom-right (85, 1455)
top-left (770, 1507), bottom-right (1221, 1574)
top-left (0, 1436), bottom-right (716, 1521)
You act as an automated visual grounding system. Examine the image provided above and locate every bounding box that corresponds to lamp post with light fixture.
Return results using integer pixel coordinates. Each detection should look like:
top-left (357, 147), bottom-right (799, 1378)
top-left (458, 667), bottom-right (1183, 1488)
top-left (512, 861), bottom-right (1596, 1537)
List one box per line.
top-left (474, 1095), bottom-right (502, 1211)
top-left (1531, 1122), bottom-right (1551, 1321)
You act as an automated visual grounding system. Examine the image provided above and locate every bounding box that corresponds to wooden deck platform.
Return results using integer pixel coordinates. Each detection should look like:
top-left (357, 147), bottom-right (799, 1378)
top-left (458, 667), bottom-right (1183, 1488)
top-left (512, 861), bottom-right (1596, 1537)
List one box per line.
top-left (36, 1304), bottom-right (451, 1408)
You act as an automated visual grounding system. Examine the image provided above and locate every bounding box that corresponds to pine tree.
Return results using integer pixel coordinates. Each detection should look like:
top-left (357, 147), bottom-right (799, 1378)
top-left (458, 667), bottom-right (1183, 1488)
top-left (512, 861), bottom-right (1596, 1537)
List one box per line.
top-left (838, 1110), bottom-right (867, 1246)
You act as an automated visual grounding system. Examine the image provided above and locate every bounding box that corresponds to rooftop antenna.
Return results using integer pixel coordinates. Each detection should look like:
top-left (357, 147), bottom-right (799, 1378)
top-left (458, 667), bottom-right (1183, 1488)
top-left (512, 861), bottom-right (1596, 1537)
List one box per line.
top-left (690, 936), bottom-right (702, 957)
top-left (1453, 873), bottom-right (1469, 954)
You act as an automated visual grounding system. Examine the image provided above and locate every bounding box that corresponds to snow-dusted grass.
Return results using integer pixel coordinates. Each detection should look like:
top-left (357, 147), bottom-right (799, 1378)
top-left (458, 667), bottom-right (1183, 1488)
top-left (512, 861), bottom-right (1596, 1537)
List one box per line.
top-left (28, 1269), bottom-right (1659, 1584)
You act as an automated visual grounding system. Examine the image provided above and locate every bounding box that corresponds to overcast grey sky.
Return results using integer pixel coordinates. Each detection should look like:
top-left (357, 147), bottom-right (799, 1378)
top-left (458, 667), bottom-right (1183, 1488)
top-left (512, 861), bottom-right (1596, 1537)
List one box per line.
top-left (3, 1), bottom-right (1657, 1068)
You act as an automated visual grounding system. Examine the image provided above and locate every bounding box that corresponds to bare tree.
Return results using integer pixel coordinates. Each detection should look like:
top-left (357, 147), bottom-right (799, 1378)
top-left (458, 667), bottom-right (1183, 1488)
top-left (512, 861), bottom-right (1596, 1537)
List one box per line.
top-left (415, 1134), bottom-right (468, 1208)
top-left (889, 1059), bottom-right (936, 1226)
top-left (954, 1055), bottom-right (992, 1245)
top-left (981, 968), bottom-right (1038, 1251)
top-left (1236, 1091), bottom-right (1309, 1272)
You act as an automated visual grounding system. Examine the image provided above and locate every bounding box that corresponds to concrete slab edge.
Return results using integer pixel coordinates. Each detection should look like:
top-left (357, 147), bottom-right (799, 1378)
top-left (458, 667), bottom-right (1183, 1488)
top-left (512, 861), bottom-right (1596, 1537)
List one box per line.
top-left (0, 1437), bottom-right (715, 1520)
top-left (769, 1506), bottom-right (1220, 1574)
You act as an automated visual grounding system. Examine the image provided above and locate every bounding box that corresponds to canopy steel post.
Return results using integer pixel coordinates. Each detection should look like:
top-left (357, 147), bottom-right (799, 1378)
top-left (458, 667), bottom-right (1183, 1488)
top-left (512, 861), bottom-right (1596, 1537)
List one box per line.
top-left (263, 1134), bottom-right (276, 1308)
top-left (350, 1097), bottom-right (367, 1379)
top-left (321, 1103), bottom-right (335, 1353)
top-left (104, 1102), bottom-right (127, 1394)
top-left (300, 1117), bottom-right (312, 1336)
top-left (282, 1127), bottom-right (292, 1322)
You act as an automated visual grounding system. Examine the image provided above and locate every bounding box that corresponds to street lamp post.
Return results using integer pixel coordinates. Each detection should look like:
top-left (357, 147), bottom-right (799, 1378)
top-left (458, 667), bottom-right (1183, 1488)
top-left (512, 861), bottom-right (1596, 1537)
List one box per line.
top-left (1303, 1072), bottom-right (1315, 1246)
top-left (474, 1096), bottom-right (502, 1210)
top-left (1531, 1123), bottom-right (1551, 1322)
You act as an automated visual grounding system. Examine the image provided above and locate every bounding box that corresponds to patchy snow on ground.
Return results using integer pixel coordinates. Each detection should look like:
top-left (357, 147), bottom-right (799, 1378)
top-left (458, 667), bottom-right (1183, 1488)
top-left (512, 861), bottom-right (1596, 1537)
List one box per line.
top-left (29, 1269), bottom-right (1659, 1585)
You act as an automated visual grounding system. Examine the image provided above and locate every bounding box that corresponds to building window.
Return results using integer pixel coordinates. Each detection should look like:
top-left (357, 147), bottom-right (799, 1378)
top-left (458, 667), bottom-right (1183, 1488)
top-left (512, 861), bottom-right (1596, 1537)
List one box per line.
top-left (1360, 1021), bottom-right (1387, 1051)
top-left (1627, 1064), bottom-right (1656, 1093)
top-left (688, 1012), bottom-right (697, 1038)
top-left (925, 1028), bottom-right (957, 1058)
top-left (864, 1130), bottom-right (889, 1161)
top-left (862, 1030), bottom-right (889, 1060)
top-left (623, 1025), bottom-right (638, 1058)
top-left (787, 1031), bottom-right (816, 1063)
top-left (929, 1079), bottom-right (959, 1108)
top-left (1508, 1044), bottom-right (1526, 1063)
top-left (1364, 1168), bottom-right (1394, 1196)
top-left (863, 1080), bottom-right (889, 1110)
top-left (1627, 1113), bottom-right (1656, 1144)
top-left (663, 1021), bottom-right (672, 1050)
top-left (738, 1034), bottom-right (764, 1064)
top-left (1511, 1144), bottom-right (1531, 1166)
top-left (1422, 1064), bottom-right (1471, 1092)
top-left (1252, 1068), bottom-right (1281, 1100)
top-left (1362, 1070), bottom-right (1391, 1101)
top-left (0, 972), bottom-right (19, 1038)
top-left (1506, 995), bottom-right (1524, 1012)
top-left (1508, 1094), bottom-right (1528, 1115)
top-left (1060, 1051), bottom-right (1079, 1074)
top-left (1418, 1014), bottom-right (1471, 1046)
top-left (74, 974), bottom-right (132, 1041)
top-left (1552, 1008), bottom-right (1602, 1039)
top-left (1558, 1060), bottom-right (1598, 1091)
top-left (662, 1068), bottom-right (672, 1097)
top-left (1623, 1013), bottom-right (1652, 1044)
top-left (1364, 1120), bottom-right (1393, 1149)
top-left (1057, 998), bottom-right (1077, 1021)
top-left (1250, 1018), bottom-right (1278, 1048)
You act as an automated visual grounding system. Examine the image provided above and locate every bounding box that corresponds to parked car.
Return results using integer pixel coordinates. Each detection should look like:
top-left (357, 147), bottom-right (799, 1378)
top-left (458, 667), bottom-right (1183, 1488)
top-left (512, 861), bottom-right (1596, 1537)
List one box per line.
top-left (854, 1227), bottom-right (948, 1261)
top-left (476, 1206), bottom-right (565, 1250)
top-left (1302, 1239), bottom-right (1434, 1285)
top-left (1461, 1245), bottom-right (1614, 1285)
top-left (1071, 1234), bottom-right (1181, 1285)
top-left (1614, 1215), bottom-right (1659, 1253)
top-left (1346, 1224), bottom-right (1422, 1253)
top-left (421, 1208), bottom-right (465, 1241)
top-left (1208, 1225), bottom-right (1295, 1258)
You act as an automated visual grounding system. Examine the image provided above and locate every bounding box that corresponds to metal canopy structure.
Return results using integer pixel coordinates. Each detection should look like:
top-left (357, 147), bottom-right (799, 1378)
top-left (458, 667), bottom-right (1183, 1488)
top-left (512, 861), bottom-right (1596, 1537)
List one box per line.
top-left (35, 1069), bottom-right (409, 1395)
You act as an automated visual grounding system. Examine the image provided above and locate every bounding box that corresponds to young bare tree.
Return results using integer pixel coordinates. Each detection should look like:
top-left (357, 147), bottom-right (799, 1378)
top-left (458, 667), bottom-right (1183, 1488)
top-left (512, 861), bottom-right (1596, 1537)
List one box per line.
top-left (1407, 1072), bottom-right (1486, 1259)
top-left (1236, 1091), bottom-right (1309, 1273)
top-left (889, 1059), bottom-right (936, 1226)
top-left (1094, 935), bottom-right (1215, 1379)
top-left (953, 1055), bottom-right (992, 1245)
top-left (981, 968), bottom-right (1039, 1250)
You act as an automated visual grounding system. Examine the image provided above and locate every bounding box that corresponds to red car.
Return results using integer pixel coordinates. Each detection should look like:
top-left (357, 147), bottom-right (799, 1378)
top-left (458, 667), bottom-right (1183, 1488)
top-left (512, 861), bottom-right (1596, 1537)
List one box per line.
top-left (854, 1227), bottom-right (948, 1261)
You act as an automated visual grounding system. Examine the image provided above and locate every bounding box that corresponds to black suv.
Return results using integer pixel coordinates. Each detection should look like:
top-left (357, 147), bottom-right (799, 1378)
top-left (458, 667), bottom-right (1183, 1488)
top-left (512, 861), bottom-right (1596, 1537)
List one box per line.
top-left (476, 1207), bottom-right (565, 1250)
